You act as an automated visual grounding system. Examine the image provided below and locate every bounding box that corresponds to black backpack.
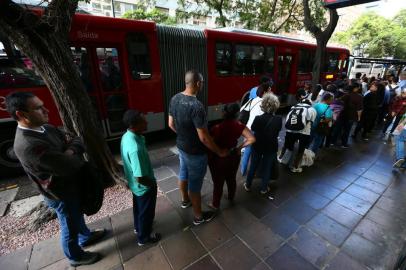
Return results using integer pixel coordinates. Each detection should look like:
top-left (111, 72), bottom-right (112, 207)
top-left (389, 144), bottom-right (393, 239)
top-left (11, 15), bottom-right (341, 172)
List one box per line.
top-left (285, 103), bottom-right (311, 131)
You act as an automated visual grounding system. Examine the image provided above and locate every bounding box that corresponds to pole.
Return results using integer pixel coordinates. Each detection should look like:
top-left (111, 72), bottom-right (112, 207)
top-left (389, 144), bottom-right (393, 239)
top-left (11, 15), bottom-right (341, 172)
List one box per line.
top-left (111, 0), bottom-right (115, 18)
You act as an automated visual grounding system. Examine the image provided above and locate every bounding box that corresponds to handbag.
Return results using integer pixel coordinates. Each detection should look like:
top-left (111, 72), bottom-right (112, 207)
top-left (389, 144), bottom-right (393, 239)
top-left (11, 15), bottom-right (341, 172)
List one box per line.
top-left (316, 106), bottom-right (331, 136)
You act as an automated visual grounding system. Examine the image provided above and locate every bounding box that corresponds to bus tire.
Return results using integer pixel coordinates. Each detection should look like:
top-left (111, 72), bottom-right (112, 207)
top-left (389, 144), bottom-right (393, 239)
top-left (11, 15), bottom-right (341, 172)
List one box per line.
top-left (0, 129), bottom-right (23, 177)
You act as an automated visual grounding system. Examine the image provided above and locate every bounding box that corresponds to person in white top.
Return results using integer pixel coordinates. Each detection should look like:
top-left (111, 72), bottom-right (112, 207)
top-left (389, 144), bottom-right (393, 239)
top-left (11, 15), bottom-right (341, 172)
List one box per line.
top-left (278, 89), bottom-right (317, 173)
top-left (240, 82), bottom-right (272, 175)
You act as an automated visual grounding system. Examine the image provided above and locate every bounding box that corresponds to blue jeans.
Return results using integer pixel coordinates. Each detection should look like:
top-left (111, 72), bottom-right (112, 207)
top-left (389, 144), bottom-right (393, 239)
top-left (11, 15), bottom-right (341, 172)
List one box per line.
top-left (245, 150), bottom-right (277, 191)
top-left (133, 186), bottom-right (157, 243)
top-left (240, 145), bottom-right (252, 176)
top-left (310, 131), bottom-right (325, 154)
top-left (395, 129), bottom-right (406, 160)
top-left (44, 197), bottom-right (91, 261)
top-left (178, 149), bottom-right (207, 193)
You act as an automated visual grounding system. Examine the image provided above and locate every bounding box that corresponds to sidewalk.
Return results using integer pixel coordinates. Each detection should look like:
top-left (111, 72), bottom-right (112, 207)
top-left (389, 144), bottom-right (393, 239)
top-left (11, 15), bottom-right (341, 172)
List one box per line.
top-left (0, 134), bottom-right (405, 270)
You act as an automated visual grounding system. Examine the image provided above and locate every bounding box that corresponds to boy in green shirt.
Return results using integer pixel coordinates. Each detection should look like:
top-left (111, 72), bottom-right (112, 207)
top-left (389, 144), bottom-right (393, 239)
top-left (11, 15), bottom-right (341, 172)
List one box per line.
top-left (121, 110), bottom-right (160, 245)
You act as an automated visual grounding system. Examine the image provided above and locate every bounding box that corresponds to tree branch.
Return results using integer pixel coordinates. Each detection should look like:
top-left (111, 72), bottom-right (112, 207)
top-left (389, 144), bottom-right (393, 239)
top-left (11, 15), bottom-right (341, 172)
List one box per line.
top-left (43, 0), bottom-right (79, 39)
top-left (302, 0), bottom-right (321, 36)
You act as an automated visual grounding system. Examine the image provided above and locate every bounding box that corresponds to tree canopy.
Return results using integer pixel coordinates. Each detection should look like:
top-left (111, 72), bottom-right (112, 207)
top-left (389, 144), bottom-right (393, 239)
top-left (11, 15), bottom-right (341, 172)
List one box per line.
top-left (333, 10), bottom-right (406, 59)
top-left (122, 8), bottom-right (177, 25)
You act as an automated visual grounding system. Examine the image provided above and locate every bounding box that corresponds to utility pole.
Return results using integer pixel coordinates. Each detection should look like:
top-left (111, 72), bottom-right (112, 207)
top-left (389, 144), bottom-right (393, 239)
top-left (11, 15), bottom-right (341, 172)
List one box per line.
top-left (111, 0), bottom-right (115, 17)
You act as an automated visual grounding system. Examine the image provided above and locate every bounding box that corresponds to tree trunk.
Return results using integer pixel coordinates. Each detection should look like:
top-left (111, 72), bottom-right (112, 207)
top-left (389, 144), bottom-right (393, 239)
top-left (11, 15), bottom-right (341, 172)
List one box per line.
top-left (312, 38), bottom-right (327, 91)
top-left (0, 1), bottom-right (122, 186)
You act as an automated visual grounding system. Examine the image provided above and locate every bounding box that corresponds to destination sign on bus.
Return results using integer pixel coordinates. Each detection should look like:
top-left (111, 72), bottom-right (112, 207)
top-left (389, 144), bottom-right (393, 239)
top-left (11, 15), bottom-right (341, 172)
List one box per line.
top-left (324, 0), bottom-right (380, 9)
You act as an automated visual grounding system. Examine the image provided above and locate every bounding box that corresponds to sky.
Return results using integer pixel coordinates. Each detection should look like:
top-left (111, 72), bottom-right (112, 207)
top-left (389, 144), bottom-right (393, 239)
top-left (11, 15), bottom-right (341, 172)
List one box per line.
top-left (362, 0), bottom-right (406, 17)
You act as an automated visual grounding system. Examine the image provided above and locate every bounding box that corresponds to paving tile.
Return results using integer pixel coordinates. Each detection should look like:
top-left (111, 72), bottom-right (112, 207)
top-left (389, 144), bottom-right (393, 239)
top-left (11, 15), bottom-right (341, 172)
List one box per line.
top-left (339, 166), bottom-right (366, 177)
top-left (261, 210), bottom-right (300, 239)
top-left (41, 259), bottom-right (73, 270)
top-left (362, 170), bottom-right (393, 186)
top-left (342, 233), bottom-right (391, 269)
top-left (354, 218), bottom-right (403, 248)
top-left (77, 218), bottom-right (120, 270)
top-left (307, 213), bottom-right (351, 246)
top-left (354, 177), bottom-right (387, 194)
top-left (324, 178), bottom-right (352, 191)
top-left (154, 166), bottom-right (176, 181)
top-left (212, 237), bottom-right (260, 270)
top-left (268, 187), bottom-right (294, 207)
top-left (295, 190), bottom-right (330, 210)
top-left (157, 176), bottom-right (178, 193)
top-left (0, 203), bottom-right (8, 216)
top-left (280, 198), bottom-right (317, 224)
top-left (265, 244), bottom-right (317, 270)
top-left (333, 192), bottom-right (373, 216)
top-left (154, 208), bottom-right (186, 238)
top-left (161, 230), bottom-right (206, 270)
top-left (29, 237), bottom-right (64, 270)
top-left (308, 182), bottom-right (341, 200)
top-left (345, 184), bottom-right (380, 204)
top-left (288, 227), bottom-right (338, 268)
top-left (0, 245), bottom-right (32, 270)
top-left (155, 196), bottom-right (175, 215)
top-left (191, 219), bottom-right (233, 251)
top-left (242, 196), bottom-right (275, 219)
top-left (123, 245), bottom-right (171, 270)
top-left (322, 201), bottom-right (363, 229)
top-left (325, 251), bottom-right (368, 270)
top-left (238, 221), bottom-right (283, 259)
top-left (382, 187), bottom-right (406, 203)
top-left (184, 255), bottom-right (220, 270)
top-left (366, 206), bottom-right (406, 236)
top-left (0, 187), bottom-right (19, 204)
top-left (219, 206), bottom-right (258, 234)
top-left (252, 262), bottom-right (271, 270)
top-left (375, 196), bottom-right (406, 220)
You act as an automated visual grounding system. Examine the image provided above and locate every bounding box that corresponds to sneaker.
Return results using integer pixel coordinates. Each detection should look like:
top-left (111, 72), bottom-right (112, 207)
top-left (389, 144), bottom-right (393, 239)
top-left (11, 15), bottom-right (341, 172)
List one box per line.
top-left (393, 158), bottom-right (405, 168)
top-left (134, 229), bottom-right (138, 235)
top-left (243, 182), bottom-right (251, 192)
top-left (260, 187), bottom-right (270, 195)
top-left (181, 200), bottom-right (192, 209)
top-left (341, 144), bottom-right (349, 149)
top-left (291, 167), bottom-right (303, 173)
top-left (193, 211), bottom-right (216, 226)
top-left (70, 251), bottom-right (100, 266)
top-left (138, 232), bottom-right (161, 246)
top-left (79, 229), bottom-right (107, 247)
top-left (277, 156), bottom-right (283, 163)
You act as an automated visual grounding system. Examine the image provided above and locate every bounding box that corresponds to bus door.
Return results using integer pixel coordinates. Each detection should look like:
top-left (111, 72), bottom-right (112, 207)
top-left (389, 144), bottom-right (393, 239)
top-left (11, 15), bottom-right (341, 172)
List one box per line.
top-left (276, 52), bottom-right (295, 104)
top-left (70, 46), bottom-right (127, 137)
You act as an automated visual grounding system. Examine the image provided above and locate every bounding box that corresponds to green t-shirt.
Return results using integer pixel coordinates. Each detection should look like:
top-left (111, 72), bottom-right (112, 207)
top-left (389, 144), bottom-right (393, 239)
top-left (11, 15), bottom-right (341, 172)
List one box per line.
top-left (120, 130), bottom-right (156, 196)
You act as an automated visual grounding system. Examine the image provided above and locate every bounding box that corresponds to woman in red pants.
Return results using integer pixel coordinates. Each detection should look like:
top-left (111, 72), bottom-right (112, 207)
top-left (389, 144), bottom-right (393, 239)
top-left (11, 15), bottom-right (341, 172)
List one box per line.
top-left (208, 103), bottom-right (255, 210)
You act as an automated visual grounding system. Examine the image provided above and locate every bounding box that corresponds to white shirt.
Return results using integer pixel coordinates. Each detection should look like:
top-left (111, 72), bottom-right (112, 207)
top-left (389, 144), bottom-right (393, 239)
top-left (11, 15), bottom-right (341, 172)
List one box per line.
top-left (242, 97), bottom-right (263, 130)
top-left (286, 106), bottom-right (317, 136)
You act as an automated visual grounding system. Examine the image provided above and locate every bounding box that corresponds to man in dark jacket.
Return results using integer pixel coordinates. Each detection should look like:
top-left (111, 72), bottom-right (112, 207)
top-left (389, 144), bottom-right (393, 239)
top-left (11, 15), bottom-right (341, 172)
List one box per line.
top-left (5, 92), bottom-right (105, 267)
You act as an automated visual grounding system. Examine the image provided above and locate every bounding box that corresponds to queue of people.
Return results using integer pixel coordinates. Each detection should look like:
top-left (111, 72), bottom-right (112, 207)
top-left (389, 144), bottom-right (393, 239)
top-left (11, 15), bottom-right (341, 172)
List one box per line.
top-left (5, 70), bottom-right (406, 267)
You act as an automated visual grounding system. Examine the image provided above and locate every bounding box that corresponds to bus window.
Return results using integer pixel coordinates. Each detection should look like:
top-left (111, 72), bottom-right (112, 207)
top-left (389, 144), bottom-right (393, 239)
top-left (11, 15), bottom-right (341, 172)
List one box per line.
top-left (234, 44), bottom-right (253, 75)
top-left (265, 46), bottom-right (275, 74)
top-left (104, 94), bottom-right (127, 133)
top-left (96, 48), bottom-right (122, 91)
top-left (215, 42), bottom-right (232, 76)
top-left (324, 52), bottom-right (339, 72)
top-left (298, 49), bottom-right (315, 73)
top-left (252, 45), bottom-right (265, 74)
top-left (126, 33), bottom-right (152, 80)
top-left (70, 47), bottom-right (93, 92)
top-left (0, 42), bottom-right (45, 89)
top-left (278, 55), bottom-right (292, 80)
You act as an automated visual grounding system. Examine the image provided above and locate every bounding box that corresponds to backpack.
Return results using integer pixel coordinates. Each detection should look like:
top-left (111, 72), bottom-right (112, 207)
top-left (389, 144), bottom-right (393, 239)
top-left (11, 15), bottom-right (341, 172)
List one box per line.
top-left (285, 103), bottom-right (311, 131)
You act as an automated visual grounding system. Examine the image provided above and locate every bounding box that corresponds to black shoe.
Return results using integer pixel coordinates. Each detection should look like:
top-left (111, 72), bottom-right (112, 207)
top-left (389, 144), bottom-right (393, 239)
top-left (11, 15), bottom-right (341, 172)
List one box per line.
top-left (80, 229), bottom-right (107, 247)
top-left (138, 232), bottom-right (161, 246)
top-left (70, 251), bottom-right (100, 266)
top-left (181, 200), bottom-right (192, 209)
top-left (193, 211), bottom-right (216, 226)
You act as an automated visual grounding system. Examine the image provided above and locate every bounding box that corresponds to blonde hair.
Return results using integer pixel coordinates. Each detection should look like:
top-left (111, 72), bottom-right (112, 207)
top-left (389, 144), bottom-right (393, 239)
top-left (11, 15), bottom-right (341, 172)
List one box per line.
top-left (261, 93), bottom-right (280, 113)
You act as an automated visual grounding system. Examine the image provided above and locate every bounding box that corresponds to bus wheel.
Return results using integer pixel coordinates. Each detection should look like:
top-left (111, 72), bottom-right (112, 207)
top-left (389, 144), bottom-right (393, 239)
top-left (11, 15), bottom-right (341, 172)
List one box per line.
top-left (0, 131), bottom-right (23, 177)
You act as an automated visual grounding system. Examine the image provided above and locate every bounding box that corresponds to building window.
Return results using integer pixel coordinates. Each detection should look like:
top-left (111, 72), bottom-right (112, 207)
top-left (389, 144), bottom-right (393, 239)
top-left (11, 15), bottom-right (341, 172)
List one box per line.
top-left (92, 2), bottom-right (102, 11)
top-left (126, 33), bottom-right (152, 80)
top-left (215, 42), bottom-right (232, 76)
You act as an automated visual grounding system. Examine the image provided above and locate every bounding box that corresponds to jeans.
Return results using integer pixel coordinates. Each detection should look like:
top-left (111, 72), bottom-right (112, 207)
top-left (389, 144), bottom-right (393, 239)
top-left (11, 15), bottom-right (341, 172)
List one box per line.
top-left (178, 149), bottom-right (208, 193)
top-left (395, 129), bottom-right (406, 160)
top-left (240, 145), bottom-right (252, 176)
top-left (310, 131), bottom-right (325, 154)
top-left (246, 150), bottom-right (277, 191)
top-left (133, 185), bottom-right (157, 243)
top-left (44, 197), bottom-right (91, 261)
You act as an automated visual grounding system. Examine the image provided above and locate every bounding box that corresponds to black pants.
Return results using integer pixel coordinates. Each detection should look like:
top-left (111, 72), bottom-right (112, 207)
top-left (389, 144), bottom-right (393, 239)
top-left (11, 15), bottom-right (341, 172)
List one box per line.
top-left (354, 111), bottom-right (377, 138)
top-left (133, 186), bottom-right (157, 243)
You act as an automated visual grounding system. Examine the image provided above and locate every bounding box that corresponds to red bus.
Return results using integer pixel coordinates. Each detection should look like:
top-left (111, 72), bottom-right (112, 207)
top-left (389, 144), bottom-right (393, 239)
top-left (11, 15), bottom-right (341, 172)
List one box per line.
top-left (0, 13), bottom-right (349, 174)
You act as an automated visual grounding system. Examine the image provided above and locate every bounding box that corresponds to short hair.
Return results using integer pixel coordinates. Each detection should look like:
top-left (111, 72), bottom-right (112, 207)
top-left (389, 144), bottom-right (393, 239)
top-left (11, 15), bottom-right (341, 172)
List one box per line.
top-left (322, 92), bottom-right (334, 102)
top-left (355, 72), bottom-right (362, 79)
top-left (296, 88), bottom-right (307, 101)
top-left (222, 103), bottom-right (240, 120)
top-left (256, 82), bottom-right (270, 98)
top-left (185, 70), bottom-right (203, 86)
top-left (5, 92), bottom-right (35, 120)
top-left (122, 109), bottom-right (143, 128)
top-left (261, 93), bottom-right (280, 113)
top-left (259, 76), bottom-right (270, 84)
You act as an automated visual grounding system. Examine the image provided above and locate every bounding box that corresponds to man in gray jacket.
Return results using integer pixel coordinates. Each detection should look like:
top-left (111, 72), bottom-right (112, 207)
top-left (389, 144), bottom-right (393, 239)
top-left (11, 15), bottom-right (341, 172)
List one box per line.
top-left (6, 92), bottom-right (105, 267)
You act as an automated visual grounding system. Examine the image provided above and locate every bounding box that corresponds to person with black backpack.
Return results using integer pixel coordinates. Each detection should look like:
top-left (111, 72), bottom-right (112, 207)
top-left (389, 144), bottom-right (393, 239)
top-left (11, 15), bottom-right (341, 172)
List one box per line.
top-left (278, 89), bottom-right (316, 173)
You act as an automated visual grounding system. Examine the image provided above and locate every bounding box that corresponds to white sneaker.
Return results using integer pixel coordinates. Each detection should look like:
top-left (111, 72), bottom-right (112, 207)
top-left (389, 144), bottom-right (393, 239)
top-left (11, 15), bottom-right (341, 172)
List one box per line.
top-left (243, 182), bottom-right (251, 192)
top-left (393, 159), bottom-right (405, 168)
top-left (277, 156), bottom-right (283, 163)
top-left (291, 167), bottom-right (303, 173)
